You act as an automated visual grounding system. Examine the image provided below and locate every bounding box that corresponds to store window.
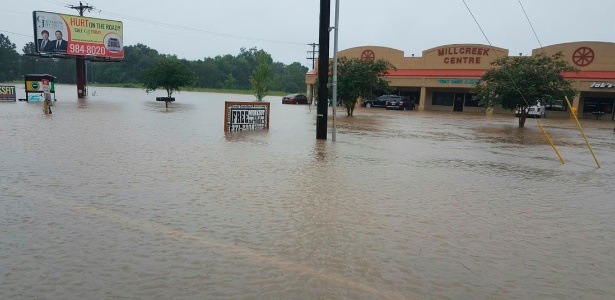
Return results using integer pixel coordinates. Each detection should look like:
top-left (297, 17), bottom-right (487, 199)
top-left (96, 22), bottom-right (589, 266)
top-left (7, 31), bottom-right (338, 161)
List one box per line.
top-left (583, 97), bottom-right (614, 114)
top-left (464, 93), bottom-right (479, 107)
top-left (432, 92), bottom-right (478, 107)
top-left (545, 99), bottom-right (568, 111)
top-left (432, 92), bottom-right (455, 106)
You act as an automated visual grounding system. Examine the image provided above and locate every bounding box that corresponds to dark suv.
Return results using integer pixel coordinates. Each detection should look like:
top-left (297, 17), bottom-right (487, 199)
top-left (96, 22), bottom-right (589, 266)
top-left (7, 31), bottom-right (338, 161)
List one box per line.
top-left (385, 96), bottom-right (415, 110)
top-left (363, 95), bottom-right (401, 108)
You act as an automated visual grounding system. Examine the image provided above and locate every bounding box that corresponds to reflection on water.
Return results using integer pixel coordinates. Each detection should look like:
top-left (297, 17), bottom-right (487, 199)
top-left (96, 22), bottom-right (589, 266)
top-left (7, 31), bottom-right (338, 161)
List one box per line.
top-left (1, 85), bottom-right (615, 299)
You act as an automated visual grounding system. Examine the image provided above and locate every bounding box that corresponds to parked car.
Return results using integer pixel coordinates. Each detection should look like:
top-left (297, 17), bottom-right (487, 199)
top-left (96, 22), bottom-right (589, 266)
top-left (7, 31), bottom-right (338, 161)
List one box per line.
top-left (282, 94), bottom-right (308, 104)
top-left (385, 96), bottom-right (415, 110)
top-left (515, 102), bottom-right (545, 118)
top-left (363, 95), bottom-right (401, 108)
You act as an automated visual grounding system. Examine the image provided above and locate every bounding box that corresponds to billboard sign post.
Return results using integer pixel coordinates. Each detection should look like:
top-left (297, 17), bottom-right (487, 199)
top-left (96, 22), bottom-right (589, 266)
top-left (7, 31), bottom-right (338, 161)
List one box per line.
top-left (42, 79), bottom-right (52, 114)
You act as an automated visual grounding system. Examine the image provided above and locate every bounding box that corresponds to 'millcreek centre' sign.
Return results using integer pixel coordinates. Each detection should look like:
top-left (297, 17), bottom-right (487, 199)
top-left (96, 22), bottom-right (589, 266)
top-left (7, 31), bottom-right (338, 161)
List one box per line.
top-left (438, 47), bottom-right (491, 64)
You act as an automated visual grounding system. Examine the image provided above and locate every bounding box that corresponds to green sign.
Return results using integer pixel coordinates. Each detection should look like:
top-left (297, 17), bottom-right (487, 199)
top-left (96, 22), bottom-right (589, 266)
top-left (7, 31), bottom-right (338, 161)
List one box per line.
top-left (438, 79), bottom-right (479, 85)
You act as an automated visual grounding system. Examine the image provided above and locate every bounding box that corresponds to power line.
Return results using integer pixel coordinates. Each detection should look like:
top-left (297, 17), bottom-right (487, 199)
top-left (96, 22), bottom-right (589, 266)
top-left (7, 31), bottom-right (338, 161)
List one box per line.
top-left (3, 1), bottom-right (311, 65)
top-left (13, 0), bottom-right (309, 47)
top-left (518, 0), bottom-right (544, 51)
top-left (93, 9), bottom-right (307, 46)
top-left (0, 29), bottom-right (31, 38)
top-left (462, 0), bottom-right (530, 107)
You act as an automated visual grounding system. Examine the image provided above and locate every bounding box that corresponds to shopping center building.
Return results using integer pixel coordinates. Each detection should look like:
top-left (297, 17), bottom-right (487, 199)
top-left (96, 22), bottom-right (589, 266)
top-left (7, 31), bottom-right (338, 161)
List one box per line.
top-left (305, 42), bottom-right (615, 120)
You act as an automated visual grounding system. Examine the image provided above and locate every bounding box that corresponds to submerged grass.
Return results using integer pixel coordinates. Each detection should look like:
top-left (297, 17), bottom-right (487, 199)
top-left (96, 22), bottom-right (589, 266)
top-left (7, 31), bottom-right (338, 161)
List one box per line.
top-left (87, 83), bottom-right (287, 97)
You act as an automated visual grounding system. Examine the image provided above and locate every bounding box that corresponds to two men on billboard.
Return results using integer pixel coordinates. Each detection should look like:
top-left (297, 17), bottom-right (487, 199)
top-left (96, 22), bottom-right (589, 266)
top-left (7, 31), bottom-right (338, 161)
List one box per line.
top-left (38, 30), bottom-right (67, 52)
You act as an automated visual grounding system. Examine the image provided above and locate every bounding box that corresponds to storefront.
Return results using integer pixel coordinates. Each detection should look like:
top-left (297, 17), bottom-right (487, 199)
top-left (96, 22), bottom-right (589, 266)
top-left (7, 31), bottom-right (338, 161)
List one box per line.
top-left (306, 42), bottom-right (615, 120)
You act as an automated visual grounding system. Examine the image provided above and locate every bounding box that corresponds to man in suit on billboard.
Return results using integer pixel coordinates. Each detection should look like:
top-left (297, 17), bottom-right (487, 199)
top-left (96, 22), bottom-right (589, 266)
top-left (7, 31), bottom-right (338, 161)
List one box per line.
top-left (52, 30), bottom-right (68, 52)
top-left (38, 30), bottom-right (53, 52)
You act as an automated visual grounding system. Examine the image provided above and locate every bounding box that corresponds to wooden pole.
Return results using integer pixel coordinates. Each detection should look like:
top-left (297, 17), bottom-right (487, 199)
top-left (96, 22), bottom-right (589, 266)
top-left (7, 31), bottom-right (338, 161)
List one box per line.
top-left (316, 0), bottom-right (330, 140)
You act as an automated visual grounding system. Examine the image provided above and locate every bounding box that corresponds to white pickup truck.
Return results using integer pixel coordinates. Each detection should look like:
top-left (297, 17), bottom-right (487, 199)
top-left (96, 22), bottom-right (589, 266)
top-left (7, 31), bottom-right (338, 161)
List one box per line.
top-left (515, 102), bottom-right (545, 118)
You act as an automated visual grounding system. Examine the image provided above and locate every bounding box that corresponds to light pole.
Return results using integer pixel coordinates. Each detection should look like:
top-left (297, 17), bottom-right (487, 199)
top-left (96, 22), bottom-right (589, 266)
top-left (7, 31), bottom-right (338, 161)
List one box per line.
top-left (332, 0), bottom-right (340, 141)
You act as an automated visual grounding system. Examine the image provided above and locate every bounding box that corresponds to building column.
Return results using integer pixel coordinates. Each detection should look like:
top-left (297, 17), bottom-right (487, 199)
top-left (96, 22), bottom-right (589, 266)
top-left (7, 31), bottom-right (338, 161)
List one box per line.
top-left (306, 84), bottom-right (315, 104)
top-left (418, 86), bottom-right (427, 111)
top-left (572, 94), bottom-right (581, 111)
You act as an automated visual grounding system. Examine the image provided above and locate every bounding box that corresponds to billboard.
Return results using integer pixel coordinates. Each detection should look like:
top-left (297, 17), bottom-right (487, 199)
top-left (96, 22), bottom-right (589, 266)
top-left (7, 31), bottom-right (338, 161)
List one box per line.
top-left (33, 11), bottom-right (123, 58)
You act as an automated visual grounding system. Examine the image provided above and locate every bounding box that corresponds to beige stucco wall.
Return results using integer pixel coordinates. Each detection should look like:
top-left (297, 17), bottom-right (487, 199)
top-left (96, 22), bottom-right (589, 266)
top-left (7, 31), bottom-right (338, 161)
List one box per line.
top-left (306, 42), bottom-right (615, 118)
top-left (532, 41), bottom-right (615, 72)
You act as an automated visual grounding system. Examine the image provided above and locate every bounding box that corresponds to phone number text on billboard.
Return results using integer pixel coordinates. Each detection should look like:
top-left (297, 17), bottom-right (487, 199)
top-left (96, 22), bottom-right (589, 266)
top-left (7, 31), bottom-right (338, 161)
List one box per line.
top-left (69, 43), bottom-right (107, 56)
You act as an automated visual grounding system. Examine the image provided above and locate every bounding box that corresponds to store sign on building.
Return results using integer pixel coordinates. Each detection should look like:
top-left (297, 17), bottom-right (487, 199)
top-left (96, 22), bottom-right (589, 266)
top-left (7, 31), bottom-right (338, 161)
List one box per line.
top-left (438, 79), bottom-right (479, 85)
top-left (590, 82), bottom-right (614, 89)
top-left (438, 47), bottom-right (490, 64)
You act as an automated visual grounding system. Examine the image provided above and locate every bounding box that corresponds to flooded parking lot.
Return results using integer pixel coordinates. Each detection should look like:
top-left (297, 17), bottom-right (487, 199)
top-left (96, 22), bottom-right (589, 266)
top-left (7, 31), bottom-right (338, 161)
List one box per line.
top-left (1, 85), bottom-right (614, 299)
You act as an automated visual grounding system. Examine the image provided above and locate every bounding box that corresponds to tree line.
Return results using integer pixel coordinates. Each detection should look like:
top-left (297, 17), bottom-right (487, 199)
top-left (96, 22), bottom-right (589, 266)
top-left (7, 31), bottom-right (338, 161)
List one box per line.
top-left (0, 34), bottom-right (308, 93)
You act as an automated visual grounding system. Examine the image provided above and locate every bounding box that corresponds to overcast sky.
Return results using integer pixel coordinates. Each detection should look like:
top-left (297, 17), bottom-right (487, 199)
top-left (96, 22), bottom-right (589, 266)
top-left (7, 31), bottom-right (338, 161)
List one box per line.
top-left (1, 0), bottom-right (614, 68)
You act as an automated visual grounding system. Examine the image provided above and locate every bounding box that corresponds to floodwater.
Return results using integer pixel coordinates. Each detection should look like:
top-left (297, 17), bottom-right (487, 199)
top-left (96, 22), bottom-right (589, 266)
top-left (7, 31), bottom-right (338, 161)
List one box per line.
top-left (1, 85), bottom-right (614, 300)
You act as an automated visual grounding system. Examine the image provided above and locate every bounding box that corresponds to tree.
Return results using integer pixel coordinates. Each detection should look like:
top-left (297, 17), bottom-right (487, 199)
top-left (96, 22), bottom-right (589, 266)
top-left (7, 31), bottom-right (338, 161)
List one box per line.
top-left (474, 52), bottom-right (578, 127)
top-left (250, 50), bottom-right (271, 101)
top-left (142, 58), bottom-right (196, 98)
top-left (0, 34), bottom-right (20, 82)
top-left (333, 57), bottom-right (394, 116)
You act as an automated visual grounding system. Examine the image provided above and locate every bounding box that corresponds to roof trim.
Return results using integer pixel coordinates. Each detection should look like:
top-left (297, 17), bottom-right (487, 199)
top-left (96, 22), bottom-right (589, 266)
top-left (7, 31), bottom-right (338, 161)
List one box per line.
top-left (385, 69), bottom-right (486, 77)
top-left (307, 69), bottom-right (615, 80)
top-left (563, 71), bottom-right (615, 80)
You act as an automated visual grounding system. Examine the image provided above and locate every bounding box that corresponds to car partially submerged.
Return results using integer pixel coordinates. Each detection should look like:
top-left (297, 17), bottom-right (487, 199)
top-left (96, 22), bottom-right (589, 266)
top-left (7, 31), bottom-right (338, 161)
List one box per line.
top-left (363, 95), bottom-right (400, 108)
top-left (385, 96), bottom-right (415, 110)
top-left (282, 94), bottom-right (308, 104)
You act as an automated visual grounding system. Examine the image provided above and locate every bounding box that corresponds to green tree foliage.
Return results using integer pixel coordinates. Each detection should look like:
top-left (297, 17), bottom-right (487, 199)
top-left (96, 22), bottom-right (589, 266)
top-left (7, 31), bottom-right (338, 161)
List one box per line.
top-left (0, 34), bottom-right (21, 82)
top-left (19, 41), bottom-right (77, 84)
top-left (333, 57), bottom-right (394, 116)
top-left (474, 52), bottom-right (578, 127)
top-left (142, 58), bottom-right (196, 98)
top-left (250, 50), bottom-right (271, 101)
top-left (1, 33), bottom-right (306, 93)
top-left (269, 62), bottom-right (308, 93)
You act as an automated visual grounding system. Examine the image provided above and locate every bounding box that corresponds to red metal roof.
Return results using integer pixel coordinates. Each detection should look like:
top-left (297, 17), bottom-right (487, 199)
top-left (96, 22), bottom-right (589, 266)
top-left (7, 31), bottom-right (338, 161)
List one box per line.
top-left (307, 69), bottom-right (615, 80)
top-left (307, 69), bottom-right (487, 77)
top-left (562, 71), bottom-right (615, 79)
top-left (385, 69), bottom-right (487, 77)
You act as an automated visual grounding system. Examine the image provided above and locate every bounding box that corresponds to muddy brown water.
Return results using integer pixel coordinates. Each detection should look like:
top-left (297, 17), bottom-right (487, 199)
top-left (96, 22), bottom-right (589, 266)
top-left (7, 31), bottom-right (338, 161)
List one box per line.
top-left (1, 85), bottom-right (614, 299)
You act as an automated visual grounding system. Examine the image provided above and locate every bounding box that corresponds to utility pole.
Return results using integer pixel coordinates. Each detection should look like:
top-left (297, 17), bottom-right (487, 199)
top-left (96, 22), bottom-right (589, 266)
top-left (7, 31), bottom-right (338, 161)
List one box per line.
top-left (307, 43), bottom-right (318, 70)
top-left (68, 2), bottom-right (93, 98)
top-left (316, 0), bottom-right (331, 140)
top-left (68, 1), bottom-right (93, 16)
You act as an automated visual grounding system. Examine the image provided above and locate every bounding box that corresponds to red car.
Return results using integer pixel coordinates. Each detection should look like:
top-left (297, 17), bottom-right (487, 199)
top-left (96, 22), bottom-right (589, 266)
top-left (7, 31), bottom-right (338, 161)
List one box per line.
top-left (282, 94), bottom-right (308, 104)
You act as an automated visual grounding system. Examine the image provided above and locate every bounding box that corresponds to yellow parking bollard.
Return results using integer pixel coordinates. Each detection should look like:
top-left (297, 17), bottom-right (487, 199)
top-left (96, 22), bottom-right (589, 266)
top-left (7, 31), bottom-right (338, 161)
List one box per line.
top-left (570, 107), bottom-right (577, 119)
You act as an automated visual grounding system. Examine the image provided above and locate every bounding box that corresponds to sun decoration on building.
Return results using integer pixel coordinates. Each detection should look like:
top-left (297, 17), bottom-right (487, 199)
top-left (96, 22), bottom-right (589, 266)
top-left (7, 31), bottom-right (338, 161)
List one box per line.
top-left (572, 47), bottom-right (595, 67)
top-left (361, 50), bottom-right (375, 61)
